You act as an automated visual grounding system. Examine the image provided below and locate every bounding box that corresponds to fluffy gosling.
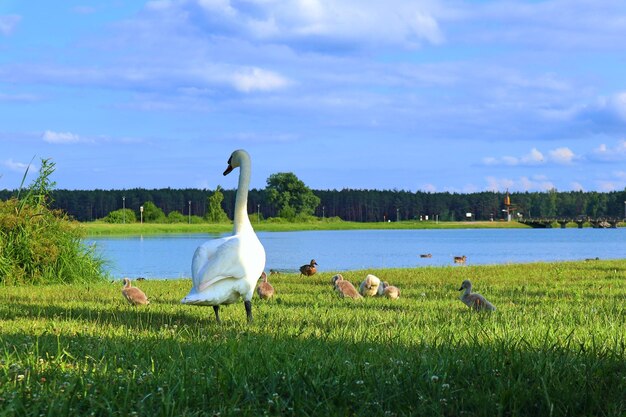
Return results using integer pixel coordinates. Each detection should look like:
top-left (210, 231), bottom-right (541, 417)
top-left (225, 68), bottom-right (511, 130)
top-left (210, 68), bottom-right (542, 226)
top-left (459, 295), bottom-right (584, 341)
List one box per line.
top-left (359, 274), bottom-right (381, 297)
top-left (256, 272), bottom-right (275, 300)
top-left (458, 279), bottom-right (496, 312)
top-left (122, 277), bottom-right (149, 306)
top-left (381, 281), bottom-right (400, 300)
top-left (332, 274), bottom-right (362, 299)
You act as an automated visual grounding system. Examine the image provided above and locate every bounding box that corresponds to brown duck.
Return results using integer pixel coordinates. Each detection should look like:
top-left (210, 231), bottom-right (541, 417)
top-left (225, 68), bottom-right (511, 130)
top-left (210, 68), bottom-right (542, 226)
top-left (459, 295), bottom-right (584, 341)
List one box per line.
top-left (299, 259), bottom-right (318, 277)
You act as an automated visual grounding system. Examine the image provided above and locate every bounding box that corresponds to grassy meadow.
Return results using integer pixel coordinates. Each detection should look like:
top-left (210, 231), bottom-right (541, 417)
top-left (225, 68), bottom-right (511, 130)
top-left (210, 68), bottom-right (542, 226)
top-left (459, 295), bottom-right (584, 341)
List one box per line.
top-left (1, 260), bottom-right (626, 416)
top-left (83, 219), bottom-right (530, 236)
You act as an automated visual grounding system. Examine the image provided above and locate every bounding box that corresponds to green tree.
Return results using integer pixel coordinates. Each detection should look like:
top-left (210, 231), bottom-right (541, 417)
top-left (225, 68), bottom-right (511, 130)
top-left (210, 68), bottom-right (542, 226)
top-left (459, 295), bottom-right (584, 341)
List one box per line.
top-left (266, 172), bottom-right (320, 217)
top-left (141, 201), bottom-right (166, 223)
top-left (205, 186), bottom-right (230, 223)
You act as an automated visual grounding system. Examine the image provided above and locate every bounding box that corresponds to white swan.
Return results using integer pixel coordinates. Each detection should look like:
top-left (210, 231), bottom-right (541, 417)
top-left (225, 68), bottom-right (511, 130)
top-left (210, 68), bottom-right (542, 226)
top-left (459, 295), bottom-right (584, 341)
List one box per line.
top-left (181, 149), bottom-right (266, 323)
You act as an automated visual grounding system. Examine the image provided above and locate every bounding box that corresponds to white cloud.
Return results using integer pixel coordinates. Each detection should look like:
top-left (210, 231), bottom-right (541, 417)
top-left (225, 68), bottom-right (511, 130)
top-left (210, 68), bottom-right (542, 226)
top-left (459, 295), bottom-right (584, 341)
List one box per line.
top-left (486, 176), bottom-right (514, 191)
top-left (603, 92), bottom-right (626, 121)
top-left (575, 92), bottom-right (626, 132)
top-left (521, 148), bottom-right (544, 164)
top-left (595, 171), bottom-right (626, 192)
top-left (0, 15), bottom-right (21, 36)
top-left (42, 130), bottom-right (81, 144)
top-left (456, 0), bottom-right (626, 51)
top-left (422, 183), bottom-right (437, 192)
top-left (501, 156), bottom-right (519, 166)
top-left (590, 139), bottom-right (626, 162)
top-left (485, 175), bottom-right (555, 192)
top-left (482, 157), bottom-right (497, 165)
top-left (462, 183), bottom-right (479, 193)
top-left (0, 91), bottom-right (39, 102)
top-left (548, 147), bottom-right (575, 164)
top-left (483, 148), bottom-right (543, 166)
top-left (2, 159), bottom-right (32, 172)
top-left (147, 0), bottom-right (444, 49)
top-left (0, 61), bottom-right (292, 96)
top-left (483, 147), bottom-right (578, 166)
top-left (570, 181), bottom-right (584, 191)
top-left (597, 181), bottom-right (617, 192)
top-left (231, 67), bottom-right (291, 93)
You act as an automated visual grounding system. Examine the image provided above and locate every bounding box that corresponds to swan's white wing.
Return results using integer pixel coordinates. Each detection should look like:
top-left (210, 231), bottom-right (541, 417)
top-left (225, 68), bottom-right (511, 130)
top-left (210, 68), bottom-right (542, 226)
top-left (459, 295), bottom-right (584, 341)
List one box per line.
top-left (191, 236), bottom-right (231, 282)
top-left (193, 236), bottom-right (247, 291)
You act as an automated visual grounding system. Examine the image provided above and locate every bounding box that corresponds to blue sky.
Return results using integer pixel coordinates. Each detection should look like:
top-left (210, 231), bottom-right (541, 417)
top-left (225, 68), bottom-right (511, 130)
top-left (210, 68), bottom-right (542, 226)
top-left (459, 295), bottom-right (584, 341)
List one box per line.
top-left (1, 1), bottom-right (626, 192)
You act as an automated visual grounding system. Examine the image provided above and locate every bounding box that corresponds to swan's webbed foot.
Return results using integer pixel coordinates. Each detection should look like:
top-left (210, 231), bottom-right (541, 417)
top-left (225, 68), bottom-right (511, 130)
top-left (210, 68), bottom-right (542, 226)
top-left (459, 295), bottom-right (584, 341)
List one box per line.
top-left (245, 300), bottom-right (252, 323)
top-left (213, 305), bottom-right (222, 324)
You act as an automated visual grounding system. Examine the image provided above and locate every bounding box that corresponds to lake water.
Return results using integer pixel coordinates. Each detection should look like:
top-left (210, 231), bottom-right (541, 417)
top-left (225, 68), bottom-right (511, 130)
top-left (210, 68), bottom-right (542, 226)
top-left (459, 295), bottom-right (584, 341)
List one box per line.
top-left (87, 228), bottom-right (625, 279)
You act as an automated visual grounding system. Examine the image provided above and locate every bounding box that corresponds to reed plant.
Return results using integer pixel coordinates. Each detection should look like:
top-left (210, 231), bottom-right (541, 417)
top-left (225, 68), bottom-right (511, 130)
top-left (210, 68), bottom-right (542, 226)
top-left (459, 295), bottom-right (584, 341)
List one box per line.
top-left (0, 159), bottom-right (107, 285)
top-left (1, 260), bottom-right (625, 416)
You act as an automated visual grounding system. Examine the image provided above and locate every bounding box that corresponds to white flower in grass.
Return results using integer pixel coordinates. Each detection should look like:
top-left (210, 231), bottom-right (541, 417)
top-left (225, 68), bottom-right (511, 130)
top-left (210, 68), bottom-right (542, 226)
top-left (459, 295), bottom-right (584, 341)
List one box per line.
top-left (430, 375), bottom-right (439, 382)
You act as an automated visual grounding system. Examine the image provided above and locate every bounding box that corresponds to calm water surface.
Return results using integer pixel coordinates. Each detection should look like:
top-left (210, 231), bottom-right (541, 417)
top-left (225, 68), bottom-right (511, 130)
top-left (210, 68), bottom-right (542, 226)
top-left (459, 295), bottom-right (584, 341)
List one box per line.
top-left (87, 228), bottom-right (626, 279)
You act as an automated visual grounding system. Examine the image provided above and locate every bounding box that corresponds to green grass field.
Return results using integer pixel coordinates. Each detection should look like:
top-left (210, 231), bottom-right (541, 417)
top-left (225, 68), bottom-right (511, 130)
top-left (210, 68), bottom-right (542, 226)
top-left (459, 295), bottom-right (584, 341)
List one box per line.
top-left (1, 260), bottom-right (625, 416)
top-left (83, 220), bottom-right (530, 236)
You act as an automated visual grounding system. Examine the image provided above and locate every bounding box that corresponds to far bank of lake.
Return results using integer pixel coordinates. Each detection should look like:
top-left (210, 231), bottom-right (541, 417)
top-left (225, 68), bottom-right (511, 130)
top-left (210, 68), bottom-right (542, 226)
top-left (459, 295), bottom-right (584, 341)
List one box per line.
top-left (88, 228), bottom-right (626, 279)
top-left (83, 219), bottom-right (537, 236)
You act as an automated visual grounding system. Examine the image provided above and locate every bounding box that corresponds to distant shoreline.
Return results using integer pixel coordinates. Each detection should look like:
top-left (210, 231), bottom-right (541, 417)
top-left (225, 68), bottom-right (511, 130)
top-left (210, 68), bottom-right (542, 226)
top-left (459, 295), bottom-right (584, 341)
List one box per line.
top-left (81, 220), bottom-right (532, 236)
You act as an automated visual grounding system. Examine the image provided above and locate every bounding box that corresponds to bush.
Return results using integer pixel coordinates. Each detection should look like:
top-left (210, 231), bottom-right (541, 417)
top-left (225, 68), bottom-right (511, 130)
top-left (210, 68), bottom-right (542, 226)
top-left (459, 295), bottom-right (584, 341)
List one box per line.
top-left (0, 159), bottom-right (107, 285)
top-left (265, 216), bottom-right (289, 223)
top-left (294, 213), bottom-right (318, 223)
top-left (324, 216), bottom-right (344, 223)
top-left (278, 204), bottom-right (297, 221)
top-left (103, 208), bottom-right (136, 223)
top-left (190, 215), bottom-right (206, 224)
top-left (167, 210), bottom-right (186, 223)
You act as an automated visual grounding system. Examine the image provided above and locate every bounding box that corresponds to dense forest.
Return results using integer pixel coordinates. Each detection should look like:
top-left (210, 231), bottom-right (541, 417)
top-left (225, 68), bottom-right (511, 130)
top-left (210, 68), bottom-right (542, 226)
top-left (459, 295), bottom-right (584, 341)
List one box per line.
top-left (1, 187), bottom-right (625, 222)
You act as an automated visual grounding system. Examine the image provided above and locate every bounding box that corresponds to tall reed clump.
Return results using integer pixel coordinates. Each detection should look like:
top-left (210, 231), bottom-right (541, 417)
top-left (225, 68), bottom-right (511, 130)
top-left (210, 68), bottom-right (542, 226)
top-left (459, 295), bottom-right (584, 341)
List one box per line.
top-left (0, 158), bottom-right (107, 285)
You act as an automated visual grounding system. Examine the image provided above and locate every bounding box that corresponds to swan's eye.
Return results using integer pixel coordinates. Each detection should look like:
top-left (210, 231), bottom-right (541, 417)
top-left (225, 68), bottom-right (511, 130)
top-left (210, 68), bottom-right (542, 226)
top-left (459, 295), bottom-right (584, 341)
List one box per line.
top-left (227, 156), bottom-right (232, 164)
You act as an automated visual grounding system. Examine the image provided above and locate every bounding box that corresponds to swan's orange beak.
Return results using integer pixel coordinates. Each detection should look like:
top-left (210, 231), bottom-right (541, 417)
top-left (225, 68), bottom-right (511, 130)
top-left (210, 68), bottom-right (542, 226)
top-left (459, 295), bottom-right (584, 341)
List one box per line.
top-left (223, 165), bottom-right (234, 176)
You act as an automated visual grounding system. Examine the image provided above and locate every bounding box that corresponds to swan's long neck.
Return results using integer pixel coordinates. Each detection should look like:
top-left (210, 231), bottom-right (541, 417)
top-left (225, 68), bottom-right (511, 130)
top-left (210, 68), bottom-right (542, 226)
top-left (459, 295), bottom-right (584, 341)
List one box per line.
top-left (233, 156), bottom-right (253, 235)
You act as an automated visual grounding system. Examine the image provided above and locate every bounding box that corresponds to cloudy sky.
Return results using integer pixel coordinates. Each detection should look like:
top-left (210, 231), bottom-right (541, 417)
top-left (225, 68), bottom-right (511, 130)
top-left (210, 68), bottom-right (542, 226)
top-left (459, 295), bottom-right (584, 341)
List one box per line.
top-left (1, 1), bottom-right (626, 192)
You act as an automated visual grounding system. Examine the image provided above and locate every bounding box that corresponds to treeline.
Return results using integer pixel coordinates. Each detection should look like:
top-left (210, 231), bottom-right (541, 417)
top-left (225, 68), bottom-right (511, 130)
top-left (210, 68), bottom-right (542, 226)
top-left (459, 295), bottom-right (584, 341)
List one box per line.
top-left (1, 187), bottom-right (625, 222)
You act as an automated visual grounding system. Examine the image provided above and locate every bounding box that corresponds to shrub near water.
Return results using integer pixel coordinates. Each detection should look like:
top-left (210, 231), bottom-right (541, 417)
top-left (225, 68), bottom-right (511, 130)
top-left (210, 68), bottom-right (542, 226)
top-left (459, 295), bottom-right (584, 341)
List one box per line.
top-left (103, 208), bottom-right (137, 224)
top-left (0, 159), bottom-right (107, 285)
